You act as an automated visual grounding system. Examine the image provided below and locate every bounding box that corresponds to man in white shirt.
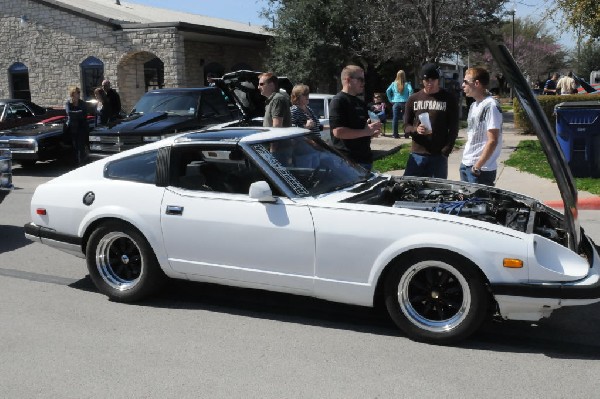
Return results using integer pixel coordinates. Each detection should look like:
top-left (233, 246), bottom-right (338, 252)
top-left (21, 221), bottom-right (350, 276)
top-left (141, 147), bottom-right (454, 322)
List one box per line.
top-left (460, 67), bottom-right (503, 186)
top-left (556, 71), bottom-right (577, 95)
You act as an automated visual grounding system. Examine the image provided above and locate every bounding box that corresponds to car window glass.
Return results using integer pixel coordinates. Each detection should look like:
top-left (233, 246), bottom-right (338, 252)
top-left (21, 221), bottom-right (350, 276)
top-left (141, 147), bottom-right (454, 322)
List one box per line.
top-left (131, 92), bottom-right (200, 116)
top-left (170, 145), bottom-right (268, 195)
top-left (10, 103), bottom-right (34, 119)
top-left (104, 150), bottom-right (157, 184)
top-left (199, 89), bottom-right (230, 118)
top-left (308, 99), bottom-right (326, 119)
top-left (252, 136), bottom-right (368, 197)
top-left (0, 105), bottom-right (5, 119)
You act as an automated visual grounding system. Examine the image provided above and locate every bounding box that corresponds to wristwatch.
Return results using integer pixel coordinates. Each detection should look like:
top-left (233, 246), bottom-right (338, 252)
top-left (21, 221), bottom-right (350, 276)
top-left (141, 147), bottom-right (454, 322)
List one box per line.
top-left (471, 165), bottom-right (481, 176)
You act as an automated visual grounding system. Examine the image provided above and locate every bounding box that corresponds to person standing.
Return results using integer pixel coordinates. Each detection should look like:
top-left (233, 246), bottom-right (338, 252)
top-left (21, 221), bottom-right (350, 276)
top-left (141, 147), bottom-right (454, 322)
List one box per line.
top-left (329, 65), bottom-right (382, 171)
top-left (386, 70), bottom-right (413, 138)
top-left (102, 79), bottom-right (122, 121)
top-left (556, 71), bottom-right (577, 95)
top-left (290, 84), bottom-right (321, 139)
top-left (258, 72), bottom-right (292, 127)
top-left (543, 73), bottom-right (559, 95)
top-left (65, 86), bottom-right (89, 165)
top-left (403, 63), bottom-right (459, 179)
top-left (460, 67), bottom-right (503, 186)
top-left (93, 87), bottom-right (109, 126)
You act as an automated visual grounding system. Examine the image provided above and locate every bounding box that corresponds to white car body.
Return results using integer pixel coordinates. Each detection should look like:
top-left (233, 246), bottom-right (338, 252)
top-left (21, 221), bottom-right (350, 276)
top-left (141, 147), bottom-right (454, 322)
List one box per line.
top-left (25, 126), bottom-right (600, 344)
top-left (23, 40), bottom-right (600, 344)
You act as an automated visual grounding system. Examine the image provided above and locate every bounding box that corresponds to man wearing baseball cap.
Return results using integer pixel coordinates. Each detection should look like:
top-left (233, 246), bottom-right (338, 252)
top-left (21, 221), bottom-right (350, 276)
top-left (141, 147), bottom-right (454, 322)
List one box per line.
top-left (403, 63), bottom-right (459, 178)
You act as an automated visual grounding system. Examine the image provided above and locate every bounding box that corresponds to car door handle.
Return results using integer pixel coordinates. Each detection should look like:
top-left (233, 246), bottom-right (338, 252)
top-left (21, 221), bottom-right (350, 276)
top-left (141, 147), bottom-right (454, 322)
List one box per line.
top-left (166, 205), bottom-right (184, 215)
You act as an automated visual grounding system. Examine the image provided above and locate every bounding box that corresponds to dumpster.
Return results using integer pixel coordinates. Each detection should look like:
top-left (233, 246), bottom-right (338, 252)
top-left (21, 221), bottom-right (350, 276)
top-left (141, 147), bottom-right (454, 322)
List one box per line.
top-left (555, 101), bottom-right (600, 177)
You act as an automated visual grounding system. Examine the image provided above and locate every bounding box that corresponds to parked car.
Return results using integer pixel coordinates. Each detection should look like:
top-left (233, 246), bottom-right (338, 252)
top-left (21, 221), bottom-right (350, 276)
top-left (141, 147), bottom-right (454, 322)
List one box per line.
top-left (88, 87), bottom-right (235, 158)
top-left (0, 99), bottom-right (65, 130)
top-left (0, 148), bottom-right (12, 204)
top-left (574, 74), bottom-right (600, 94)
top-left (0, 114), bottom-right (94, 167)
top-left (24, 37), bottom-right (600, 345)
top-left (214, 69), bottom-right (293, 126)
top-left (308, 93), bottom-right (334, 143)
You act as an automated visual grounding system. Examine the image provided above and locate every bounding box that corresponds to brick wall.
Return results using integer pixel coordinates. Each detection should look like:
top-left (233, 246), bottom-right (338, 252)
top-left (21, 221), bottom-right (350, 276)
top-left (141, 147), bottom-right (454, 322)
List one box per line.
top-left (0, 0), bottom-right (268, 110)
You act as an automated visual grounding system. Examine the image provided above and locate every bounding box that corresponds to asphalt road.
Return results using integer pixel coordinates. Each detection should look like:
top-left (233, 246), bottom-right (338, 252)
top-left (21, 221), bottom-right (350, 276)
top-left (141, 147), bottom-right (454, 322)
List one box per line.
top-left (2, 160), bottom-right (600, 398)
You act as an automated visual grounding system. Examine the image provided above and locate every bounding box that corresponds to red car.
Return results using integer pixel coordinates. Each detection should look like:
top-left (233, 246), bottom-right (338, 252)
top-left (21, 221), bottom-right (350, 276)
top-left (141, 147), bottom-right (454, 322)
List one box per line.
top-left (0, 99), bottom-right (65, 130)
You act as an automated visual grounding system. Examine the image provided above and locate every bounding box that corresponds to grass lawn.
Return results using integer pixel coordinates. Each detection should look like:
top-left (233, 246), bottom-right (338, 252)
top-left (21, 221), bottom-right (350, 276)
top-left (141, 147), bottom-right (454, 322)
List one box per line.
top-left (505, 140), bottom-right (600, 195)
top-left (373, 139), bottom-right (465, 173)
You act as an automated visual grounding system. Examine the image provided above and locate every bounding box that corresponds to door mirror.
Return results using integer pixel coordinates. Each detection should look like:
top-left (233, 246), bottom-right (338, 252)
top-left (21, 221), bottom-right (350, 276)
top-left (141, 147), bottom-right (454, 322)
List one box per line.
top-left (249, 181), bottom-right (275, 202)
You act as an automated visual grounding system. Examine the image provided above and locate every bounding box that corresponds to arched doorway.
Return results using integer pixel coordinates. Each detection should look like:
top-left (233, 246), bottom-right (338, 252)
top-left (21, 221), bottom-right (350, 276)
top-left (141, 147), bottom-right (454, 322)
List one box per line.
top-left (80, 56), bottom-right (104, 100)
top-left (9, 62), bottom-right (31, 101)
top-left (117, 51), bottom-right (164, 112)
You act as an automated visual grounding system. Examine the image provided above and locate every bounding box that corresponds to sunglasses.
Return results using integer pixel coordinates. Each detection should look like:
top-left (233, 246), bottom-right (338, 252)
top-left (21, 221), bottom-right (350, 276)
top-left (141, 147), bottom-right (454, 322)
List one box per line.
top-left (463, 79), bottom-right (476, 85)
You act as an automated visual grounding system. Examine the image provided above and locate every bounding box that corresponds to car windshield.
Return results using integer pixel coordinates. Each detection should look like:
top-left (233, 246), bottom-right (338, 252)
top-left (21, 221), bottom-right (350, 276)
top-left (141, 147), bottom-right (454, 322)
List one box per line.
top-left (250, 135), bottom-right (371, 197)
top-left (130, 92), bottom-right (200, 116)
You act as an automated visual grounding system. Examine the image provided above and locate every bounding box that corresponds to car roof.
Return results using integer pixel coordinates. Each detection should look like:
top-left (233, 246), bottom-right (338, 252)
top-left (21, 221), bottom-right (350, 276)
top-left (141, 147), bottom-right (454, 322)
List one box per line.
top-left (144, 87), bottom-right (218, 95)
top-left (176, 127), bottom-right (309, 145)
top-left (309, 93), bottom-right (334, 99)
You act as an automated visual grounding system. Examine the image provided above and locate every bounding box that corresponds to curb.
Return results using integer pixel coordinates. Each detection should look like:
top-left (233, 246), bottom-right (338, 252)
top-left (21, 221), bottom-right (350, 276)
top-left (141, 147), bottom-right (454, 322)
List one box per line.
top-left (544, 197), bottom-right (600, 210)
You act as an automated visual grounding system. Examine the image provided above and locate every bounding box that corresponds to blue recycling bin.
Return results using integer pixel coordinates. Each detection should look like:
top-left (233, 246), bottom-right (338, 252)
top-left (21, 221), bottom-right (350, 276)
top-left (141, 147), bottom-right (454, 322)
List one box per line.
top-left (555, 101), bottom-right (600, 178)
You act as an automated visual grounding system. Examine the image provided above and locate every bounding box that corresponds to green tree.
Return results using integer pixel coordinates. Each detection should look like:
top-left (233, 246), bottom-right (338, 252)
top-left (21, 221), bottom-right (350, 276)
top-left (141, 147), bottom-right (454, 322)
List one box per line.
top-left (261, 0), bottom-right (508, 90)
top-left (555, 0), bottom-right (600, 39)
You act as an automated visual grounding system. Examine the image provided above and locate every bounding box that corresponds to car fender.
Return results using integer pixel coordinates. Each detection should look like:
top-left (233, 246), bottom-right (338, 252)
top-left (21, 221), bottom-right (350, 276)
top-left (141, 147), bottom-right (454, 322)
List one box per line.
top-left (367, 229), bottom-right (531, 289)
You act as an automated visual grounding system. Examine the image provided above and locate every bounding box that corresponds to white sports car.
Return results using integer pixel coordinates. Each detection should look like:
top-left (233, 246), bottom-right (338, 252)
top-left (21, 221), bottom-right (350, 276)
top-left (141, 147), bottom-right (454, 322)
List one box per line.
top-left (24, 40), bottom-right (600, 344)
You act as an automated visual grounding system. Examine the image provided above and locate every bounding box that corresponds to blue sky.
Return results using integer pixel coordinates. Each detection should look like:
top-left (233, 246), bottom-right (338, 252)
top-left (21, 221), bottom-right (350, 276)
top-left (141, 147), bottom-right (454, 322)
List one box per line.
top-left (129, 0), bottom-right (575, 49)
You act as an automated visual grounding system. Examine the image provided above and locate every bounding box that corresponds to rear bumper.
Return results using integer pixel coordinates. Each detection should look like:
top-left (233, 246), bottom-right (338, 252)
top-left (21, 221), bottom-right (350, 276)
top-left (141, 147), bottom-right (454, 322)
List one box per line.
top-left (24, 222), bottom-right (85, 258)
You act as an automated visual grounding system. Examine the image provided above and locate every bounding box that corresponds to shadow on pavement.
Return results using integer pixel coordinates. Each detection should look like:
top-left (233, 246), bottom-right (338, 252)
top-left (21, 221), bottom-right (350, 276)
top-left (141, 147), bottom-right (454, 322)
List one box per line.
top-left (0, 225), bottom-right (31, 254)
top-left (68, 276), bottom-right (600, 358)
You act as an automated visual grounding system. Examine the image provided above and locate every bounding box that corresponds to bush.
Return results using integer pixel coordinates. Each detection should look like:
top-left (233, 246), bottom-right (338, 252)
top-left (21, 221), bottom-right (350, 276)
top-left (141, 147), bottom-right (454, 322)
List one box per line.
top-left (513, 94), bottom-right (591, 135)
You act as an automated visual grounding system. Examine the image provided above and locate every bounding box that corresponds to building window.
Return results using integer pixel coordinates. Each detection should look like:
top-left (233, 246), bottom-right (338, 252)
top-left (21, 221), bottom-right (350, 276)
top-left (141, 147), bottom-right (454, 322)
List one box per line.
top-left (144, 58), bottom-right (164, 91)
top-left (80, 56), bottom-right (104, 100)
top-left (9, 62), bottom-right (31, 101)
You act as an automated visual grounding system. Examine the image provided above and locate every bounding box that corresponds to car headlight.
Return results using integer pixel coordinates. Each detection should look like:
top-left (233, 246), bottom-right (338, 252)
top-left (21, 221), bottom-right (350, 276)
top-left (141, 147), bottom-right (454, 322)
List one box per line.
top-left (89, 136), bottom-right (102, 142)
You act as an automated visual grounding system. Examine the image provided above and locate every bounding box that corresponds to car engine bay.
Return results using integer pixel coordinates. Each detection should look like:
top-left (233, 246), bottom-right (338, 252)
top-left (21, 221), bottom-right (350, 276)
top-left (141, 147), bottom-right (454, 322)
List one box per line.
top-left (347, 177), bottom-right (569, 247)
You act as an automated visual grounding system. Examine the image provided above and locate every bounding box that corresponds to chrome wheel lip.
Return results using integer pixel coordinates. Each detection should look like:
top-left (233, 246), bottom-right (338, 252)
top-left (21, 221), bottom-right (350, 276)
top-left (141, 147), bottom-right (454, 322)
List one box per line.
top-left (398, 261), bottom-right (471, 333)
top-left (95, 231), bottom-right (143, 291)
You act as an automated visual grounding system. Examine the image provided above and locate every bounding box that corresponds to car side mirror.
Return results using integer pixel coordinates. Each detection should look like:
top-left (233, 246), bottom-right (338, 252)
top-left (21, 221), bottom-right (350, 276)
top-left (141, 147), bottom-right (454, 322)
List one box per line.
top-left (249, 181), bottom-right (276, 203)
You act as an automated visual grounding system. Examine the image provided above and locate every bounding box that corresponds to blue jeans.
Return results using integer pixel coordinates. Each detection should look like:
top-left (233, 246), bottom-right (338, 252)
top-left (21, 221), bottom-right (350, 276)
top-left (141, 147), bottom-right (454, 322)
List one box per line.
top-left (459, 163), bottom-right (496, 186)
top-left (392, 102), bottom-right (406, 137)
top-left (404, 153), bottom-right (448, 179)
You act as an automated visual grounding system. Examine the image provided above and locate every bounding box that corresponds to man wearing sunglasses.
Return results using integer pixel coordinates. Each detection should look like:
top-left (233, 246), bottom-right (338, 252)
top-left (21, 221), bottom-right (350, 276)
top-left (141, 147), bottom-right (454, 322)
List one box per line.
top-left (329, 65), bottom-right (382, 171)
top-left (403, 63), bottom-right (459, 179)
top-left (258, 72), bottom-right (292, 127)
top-left (460, 67), bottom-right (502, 186)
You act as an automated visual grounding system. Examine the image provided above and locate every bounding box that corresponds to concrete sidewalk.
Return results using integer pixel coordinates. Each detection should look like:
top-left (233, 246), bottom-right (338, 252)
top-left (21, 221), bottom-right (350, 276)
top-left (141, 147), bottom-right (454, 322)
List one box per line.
top-left (371, 113), bottom-right (597, 203)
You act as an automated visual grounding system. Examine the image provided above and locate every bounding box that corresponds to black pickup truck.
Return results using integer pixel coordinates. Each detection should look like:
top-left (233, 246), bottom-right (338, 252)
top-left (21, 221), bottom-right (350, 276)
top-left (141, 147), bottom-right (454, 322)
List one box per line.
top-left (88, 87), bottom-right (236, 158)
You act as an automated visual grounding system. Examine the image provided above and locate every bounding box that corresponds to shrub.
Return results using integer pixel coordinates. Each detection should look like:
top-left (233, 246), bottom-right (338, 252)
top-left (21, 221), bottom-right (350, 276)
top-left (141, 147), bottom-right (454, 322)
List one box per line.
top-left (513, 93), bottom-right (592, 135)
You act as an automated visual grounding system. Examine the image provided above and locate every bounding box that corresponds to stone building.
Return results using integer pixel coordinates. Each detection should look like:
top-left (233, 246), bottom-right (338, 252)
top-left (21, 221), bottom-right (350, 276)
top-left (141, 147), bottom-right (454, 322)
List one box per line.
top-left (1, 0), bottom-right (270, 111)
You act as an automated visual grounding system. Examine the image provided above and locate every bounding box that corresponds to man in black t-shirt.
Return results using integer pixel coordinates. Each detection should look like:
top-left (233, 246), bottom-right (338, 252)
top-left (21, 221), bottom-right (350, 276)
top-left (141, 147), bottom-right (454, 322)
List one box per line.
top-left (329, 65), bottom-right (381, 170)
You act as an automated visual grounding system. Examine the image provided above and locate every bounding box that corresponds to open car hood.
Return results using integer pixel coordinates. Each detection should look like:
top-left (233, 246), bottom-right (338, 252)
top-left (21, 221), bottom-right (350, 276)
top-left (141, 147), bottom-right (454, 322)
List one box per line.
top-left (485, 37), bottom-right (580, 250)
top-left (215, 70), bottom-right (293, 121)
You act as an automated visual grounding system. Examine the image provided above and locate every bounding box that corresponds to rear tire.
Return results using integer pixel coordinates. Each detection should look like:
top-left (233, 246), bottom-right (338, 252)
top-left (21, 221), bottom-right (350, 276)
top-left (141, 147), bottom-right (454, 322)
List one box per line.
top-left (384, 251), bottom-right (489, 344)
top-left (86, 221), bottom-right (166, 302)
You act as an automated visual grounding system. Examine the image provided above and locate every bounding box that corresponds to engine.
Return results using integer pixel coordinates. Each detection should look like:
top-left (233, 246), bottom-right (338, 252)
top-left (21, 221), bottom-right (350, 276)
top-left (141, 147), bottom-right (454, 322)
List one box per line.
top-left (348, 177), bottom-right (568, 246)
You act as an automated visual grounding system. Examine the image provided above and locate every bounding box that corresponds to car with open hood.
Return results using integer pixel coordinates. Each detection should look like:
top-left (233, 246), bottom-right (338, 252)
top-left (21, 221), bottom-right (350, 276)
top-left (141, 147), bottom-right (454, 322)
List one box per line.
top-left (0, 99), bottom-right (65, 131)
top-left (23, 39), bottom-right (600, 344)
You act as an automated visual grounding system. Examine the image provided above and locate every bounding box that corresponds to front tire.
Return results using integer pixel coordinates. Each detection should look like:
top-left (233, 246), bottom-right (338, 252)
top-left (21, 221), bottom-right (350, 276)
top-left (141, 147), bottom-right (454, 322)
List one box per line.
top-left (384, 252), bottom-right (489, 344)
top-left (86, 221), bottom-right (166, 302)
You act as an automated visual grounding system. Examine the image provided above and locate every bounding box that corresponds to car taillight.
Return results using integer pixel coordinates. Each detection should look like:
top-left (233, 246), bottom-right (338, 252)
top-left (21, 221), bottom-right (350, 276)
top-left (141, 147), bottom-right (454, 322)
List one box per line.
top-left (36, 208), bottom-right (47, 215)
